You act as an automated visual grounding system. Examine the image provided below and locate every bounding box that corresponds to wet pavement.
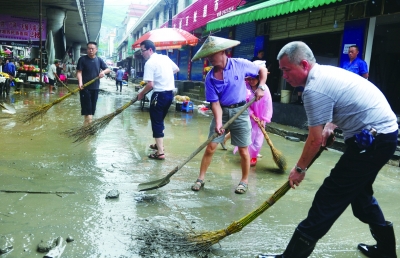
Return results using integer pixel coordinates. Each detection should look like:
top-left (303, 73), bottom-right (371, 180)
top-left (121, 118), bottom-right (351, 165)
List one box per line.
top-left (0, 78), bottom-right (399, 257)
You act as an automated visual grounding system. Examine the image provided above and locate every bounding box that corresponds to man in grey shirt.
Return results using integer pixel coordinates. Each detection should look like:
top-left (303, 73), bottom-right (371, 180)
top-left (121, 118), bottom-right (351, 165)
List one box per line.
top-left (259, 41), bottom-right (398, 258)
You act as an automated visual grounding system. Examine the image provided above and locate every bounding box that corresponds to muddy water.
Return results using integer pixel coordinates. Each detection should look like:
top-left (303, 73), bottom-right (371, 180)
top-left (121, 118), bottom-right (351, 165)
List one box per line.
top-left (0, 79), bottom-right (399, 257)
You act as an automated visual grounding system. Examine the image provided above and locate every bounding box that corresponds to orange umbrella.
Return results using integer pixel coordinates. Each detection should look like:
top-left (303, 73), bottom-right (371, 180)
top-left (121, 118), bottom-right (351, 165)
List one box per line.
top-left (132, 28), bottom-right (198, 50)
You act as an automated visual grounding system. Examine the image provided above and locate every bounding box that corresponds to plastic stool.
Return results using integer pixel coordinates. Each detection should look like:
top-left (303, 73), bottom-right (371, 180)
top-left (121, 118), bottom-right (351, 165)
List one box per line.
top-left (181, 101), bottom-right (194, 112)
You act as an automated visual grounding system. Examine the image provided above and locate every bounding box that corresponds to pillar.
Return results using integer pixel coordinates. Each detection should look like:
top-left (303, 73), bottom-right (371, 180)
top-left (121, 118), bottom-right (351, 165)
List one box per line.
top-left (46, 7), bottom-right (66, 60)
top-left (72, 43), bottom-right (81, 64)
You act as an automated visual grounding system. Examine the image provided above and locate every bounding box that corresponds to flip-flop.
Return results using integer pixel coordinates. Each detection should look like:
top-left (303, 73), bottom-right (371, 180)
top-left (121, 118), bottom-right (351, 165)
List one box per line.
top-left (234, 181), bottom-right (248, 194)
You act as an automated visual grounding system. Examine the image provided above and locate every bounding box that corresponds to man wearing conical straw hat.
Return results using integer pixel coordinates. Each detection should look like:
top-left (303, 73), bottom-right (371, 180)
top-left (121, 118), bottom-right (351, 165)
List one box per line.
top-left (190, 36), bottom-right (269, 194)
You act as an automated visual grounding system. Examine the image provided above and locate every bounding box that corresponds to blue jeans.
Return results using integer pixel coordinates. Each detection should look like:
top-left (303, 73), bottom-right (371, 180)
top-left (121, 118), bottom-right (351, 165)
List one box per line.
top-left (298, 130), bottom-right (398, 240)
top-left (149, 91), bottom-right (173, 138)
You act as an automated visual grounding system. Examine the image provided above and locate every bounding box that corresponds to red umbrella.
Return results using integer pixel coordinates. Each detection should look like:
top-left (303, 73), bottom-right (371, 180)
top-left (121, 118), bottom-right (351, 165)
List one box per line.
top-left (132, 28), bottom-right (198, 50)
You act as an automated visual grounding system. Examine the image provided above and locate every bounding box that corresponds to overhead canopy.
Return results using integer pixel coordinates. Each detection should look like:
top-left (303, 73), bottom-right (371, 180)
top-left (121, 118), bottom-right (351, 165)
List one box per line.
top-left (206, 0), bottom-right (342, 32)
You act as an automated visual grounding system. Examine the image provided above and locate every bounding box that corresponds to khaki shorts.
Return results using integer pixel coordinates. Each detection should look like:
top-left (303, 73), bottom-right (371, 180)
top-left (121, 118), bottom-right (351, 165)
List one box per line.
top-left (209, 106), bottom-right (251, 147)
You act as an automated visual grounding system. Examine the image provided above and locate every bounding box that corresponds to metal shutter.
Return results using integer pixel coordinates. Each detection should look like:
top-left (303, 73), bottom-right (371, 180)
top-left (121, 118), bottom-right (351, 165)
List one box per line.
top-left (234, 22), bottom-right (256, 60)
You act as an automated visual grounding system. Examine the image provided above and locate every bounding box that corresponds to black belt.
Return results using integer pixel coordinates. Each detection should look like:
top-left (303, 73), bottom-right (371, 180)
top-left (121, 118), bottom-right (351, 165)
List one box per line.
top-left (221, 101), bottom-right (246, 108)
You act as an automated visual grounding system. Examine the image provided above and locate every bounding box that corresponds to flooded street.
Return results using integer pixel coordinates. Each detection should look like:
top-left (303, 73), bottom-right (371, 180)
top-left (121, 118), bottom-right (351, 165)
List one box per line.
top-left (1, 78), bottom-right (399, 257)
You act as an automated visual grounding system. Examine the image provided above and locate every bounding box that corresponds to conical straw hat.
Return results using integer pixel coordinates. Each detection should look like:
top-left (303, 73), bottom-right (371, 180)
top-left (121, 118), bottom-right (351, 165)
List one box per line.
top-left (191, 36), bottom-right (240, 61)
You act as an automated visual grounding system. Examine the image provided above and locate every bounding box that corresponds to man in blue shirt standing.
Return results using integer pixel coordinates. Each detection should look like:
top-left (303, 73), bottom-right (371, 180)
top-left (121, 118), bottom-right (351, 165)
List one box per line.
top-left (342, 45), bottom-right (369, 79)
top-left (2, 59), bottom-right (15, 95)
top-left (190, 36), bottom-right (268, 194)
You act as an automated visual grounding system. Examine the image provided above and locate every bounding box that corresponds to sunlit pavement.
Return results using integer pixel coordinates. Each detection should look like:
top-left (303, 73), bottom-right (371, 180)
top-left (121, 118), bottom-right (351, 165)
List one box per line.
top-left (0, 78), bottom-right (399, 257)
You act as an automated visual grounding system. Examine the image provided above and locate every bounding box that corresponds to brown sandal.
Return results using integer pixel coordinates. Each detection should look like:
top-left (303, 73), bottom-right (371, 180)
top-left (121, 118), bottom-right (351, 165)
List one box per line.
top-left (191, 179), bottom-right (205, 191)
top-left (148, 153), bottom-right (165, 160)
top-left (149, 144), bottom-right (164, 151)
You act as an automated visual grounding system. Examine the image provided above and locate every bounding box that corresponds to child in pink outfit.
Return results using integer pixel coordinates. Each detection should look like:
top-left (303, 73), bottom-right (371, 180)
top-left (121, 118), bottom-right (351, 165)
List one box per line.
top-left (245, 76), bottom-right (273, 166)
top-left (230, 75), bottom-right (273, 166)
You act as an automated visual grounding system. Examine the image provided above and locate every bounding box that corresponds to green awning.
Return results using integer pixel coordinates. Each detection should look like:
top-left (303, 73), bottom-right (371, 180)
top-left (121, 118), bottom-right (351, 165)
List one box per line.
top-left (207, 0), bottom-right (342, 31)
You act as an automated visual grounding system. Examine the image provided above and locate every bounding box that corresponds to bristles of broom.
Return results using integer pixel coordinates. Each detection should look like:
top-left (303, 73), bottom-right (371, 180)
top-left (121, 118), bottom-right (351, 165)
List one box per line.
top-left (65, 97), bottom-right (138, 143)
top-left (21, 77), bottom-right (99, 123)
top-left (254, 117), bottom-right (287, 171)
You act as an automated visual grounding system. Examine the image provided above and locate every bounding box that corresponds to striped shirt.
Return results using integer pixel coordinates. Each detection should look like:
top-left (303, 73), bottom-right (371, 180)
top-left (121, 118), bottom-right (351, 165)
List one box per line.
top-left (303, 64), bottom-right (398, 139)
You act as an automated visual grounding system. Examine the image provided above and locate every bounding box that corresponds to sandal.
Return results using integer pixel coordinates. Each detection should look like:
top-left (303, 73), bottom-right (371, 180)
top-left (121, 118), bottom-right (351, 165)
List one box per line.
top-left (234, 182), bottom-right (248, 194)
top-left (191, 179), bottom-right (205, 191)
top-left (148, 153), bottom-right (165, 160)
top-left (149, 144), bottom-right (158, 150)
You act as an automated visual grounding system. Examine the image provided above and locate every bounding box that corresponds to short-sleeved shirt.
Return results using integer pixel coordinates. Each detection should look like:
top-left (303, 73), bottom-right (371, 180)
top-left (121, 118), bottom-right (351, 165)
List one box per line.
top-left (342, 57), bottom-right (368, 77)
top-left (205, 58), bottom-right (259, 106)
top-left (47, 64), bottom-right (57, 80)
top-left (303, 64), bottom-right (397, 139)
top-left (143, 53), bottom-right (178, 92)
top-left (116, 69), bottom-right (124, 81)
top-left (76, 55), bottom-right (108, 90)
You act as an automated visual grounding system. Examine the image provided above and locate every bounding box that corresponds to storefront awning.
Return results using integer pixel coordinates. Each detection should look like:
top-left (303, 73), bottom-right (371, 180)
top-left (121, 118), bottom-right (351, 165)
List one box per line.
top-left (206, 0), bottom-right (342, 31)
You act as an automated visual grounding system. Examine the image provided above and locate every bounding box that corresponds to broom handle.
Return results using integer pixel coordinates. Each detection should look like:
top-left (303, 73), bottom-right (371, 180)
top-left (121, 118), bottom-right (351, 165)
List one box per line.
top-left (253, 116), bottom-right (275, 148)
top-left (228, 133), bottom-right (335, 232)
top-left (163, 97), bottom-right (256, 181)
top-left (54, 73), bottom-right (73, 93)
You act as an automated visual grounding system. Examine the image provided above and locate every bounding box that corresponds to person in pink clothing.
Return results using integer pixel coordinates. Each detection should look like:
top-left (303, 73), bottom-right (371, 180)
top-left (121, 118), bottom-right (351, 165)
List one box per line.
top-left (226, 62), bottom-right (273, 167)
top-left (245, 74), bottom-right (273, 166)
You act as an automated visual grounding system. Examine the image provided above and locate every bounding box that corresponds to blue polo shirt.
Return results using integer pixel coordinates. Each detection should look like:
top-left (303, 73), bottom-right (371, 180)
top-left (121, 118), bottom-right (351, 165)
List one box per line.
top-left (342, 57), bottom-right (368, 77)
top-left (205, 58), bottom-right (259, 106)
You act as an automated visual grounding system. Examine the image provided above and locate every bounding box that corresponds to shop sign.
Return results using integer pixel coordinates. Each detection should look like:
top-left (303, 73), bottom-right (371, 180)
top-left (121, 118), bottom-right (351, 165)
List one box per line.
top-left (0, 15), bottom-right (47, 47)
top-left (160, 0), bottom-right (239, 32)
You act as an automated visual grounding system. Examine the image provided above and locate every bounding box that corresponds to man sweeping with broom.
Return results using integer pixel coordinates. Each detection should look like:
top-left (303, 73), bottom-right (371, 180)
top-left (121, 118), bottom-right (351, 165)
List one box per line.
top-left (259, 41), bottom-right (398, 258)
top-left (190, 36), bottom-right (268, 194)
top-left (77, 41), bottom-right (110, 126)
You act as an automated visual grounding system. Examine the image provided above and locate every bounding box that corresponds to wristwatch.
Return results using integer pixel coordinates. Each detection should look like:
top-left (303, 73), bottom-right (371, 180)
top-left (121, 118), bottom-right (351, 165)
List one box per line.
top-left (257, 84), bottom-right (267, 91)
top-left (295, 164), bottom-right (307, 174)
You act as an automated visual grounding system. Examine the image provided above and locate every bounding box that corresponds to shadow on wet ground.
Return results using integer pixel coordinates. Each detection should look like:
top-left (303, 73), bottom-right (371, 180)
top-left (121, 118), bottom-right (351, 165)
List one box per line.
top-left (0, 78), bottom-right (399, 257)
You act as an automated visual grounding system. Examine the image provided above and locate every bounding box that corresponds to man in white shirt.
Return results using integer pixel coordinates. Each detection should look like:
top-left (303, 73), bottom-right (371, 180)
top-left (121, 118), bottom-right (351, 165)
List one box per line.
top-left (137, 40), bottom-right (179, 160)
top-left (47, 60), bottom-right (59, 94)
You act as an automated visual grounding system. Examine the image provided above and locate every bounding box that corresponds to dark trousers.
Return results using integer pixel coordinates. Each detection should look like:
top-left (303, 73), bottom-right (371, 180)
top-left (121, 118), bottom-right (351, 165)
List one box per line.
top-left (149, 91), bottom-right (173, 138)
top-left (79, 89), bottom-right (99, 116)
top-left (116, 80), bottom-right (122, 91)
top-left (298, 130), bottom-right (398, 240)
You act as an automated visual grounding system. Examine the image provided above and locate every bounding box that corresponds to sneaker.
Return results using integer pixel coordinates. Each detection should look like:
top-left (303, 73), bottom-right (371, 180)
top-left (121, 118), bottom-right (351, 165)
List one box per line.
top-left (257, 154), bottom-right (263, 158)
top-left (50, 91), bottom-right (55, 94)
top-left (250, 158), bottom-right (257, 167)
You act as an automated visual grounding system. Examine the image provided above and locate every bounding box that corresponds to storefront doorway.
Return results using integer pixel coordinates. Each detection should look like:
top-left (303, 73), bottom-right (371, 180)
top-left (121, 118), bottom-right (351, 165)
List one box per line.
top-left (369, 13), bottom-right (400, 114)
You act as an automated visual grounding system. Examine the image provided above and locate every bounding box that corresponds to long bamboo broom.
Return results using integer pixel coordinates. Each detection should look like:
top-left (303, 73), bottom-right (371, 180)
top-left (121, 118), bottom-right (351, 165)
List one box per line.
top-left (136, 134), bottom-right (334, 256)
top-left (253, 115), bottom-right (287, 171)
top-left (54, 73), bottom-right (74, 93)
top-left (21, 77), bottom-right (99, 123)
top-left (65, 96), bottom-right (139, 143)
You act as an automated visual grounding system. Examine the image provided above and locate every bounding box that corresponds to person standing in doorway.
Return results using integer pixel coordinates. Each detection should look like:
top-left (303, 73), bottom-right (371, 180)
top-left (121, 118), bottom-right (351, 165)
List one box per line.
top-left (258, 41), bottom-right (398, 258)
top-left (190, 36), bottom-right (268, 194)
top-left (77, 41), bottom-right (110, 126)
top-left (342, 44), bottom-right (369, 79)
top-left (116, 66), bottom-right (123, 92)
top-left (137, 40), bottom-right (179, 160)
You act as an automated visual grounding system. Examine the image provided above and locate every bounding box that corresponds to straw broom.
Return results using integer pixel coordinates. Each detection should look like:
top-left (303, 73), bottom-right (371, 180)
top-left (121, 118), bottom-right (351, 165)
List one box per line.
top-left (65, 96), bottom-right (139, 143)
top-left (253, 115), bottom-right (287, 171)
top-left (21, 77), bottom-right (99, 123)
top-left (136, 134), bottom-right (334, 256)
top-left (54, 73), bottom-right (74, 93)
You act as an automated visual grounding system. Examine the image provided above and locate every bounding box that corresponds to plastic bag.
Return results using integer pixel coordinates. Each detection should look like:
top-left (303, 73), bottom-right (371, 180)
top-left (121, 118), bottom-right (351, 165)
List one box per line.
top-left (354, 129), bottom-right (375, 149)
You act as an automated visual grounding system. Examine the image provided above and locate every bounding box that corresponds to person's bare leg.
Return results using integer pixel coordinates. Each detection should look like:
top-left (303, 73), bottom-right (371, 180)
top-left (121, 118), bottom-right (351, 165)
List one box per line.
top-left (84, 115), bottom-right (93, 126)
top-left (155, 137), bottom-right (164, 155)
top-left (197, 142), bottom-right (218, 180)
top-left (237, 146), bottom-right (250, 184)
top-left (223, 132), bottom-right (231, 144)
